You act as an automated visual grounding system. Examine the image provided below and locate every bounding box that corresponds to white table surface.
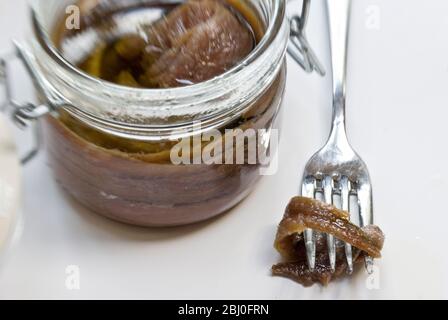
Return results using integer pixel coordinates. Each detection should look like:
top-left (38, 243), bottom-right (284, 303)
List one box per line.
top-left (1, 0), bottom-right (448, 299)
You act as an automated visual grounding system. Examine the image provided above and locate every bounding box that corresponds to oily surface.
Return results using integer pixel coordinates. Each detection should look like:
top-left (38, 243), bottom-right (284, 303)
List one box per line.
top-left (77, 0), bottom-right (255, 88)
top-left (273, 197), bottom-right (385, 286)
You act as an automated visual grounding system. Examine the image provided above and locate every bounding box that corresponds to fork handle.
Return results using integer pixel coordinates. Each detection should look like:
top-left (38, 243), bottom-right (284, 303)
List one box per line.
top-left (326, 0), bottom-right (351, 130)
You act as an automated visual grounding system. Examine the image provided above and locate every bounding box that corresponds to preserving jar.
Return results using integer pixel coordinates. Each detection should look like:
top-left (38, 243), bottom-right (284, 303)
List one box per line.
top-left (0, 0), bottom-right (324, 227)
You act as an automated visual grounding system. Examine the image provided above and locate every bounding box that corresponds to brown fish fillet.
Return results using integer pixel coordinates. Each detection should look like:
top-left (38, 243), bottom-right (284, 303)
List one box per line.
top-left (272, 196), bottom-right (385, 287)
top-left (140, 0), bottom-right (254, 88)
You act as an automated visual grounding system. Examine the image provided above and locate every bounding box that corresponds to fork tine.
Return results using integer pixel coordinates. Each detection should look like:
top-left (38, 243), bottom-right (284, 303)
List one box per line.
top-left (301, 176), bottom-right (316, 271)
top-left (323, 176), bottom-right (336, 272)
top-left (326, 234), bottom-right (336, 272)
top-left (357, 182), bottom-right (374, 274)
top-left (364, 256), bottom-right (374, 274)
top-left (340, 176), bottom-right (353, 274)
top-left (304, 229), bottom-right (316, 271)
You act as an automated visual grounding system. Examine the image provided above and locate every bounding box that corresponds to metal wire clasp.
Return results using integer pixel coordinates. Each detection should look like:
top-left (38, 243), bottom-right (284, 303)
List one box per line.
top-left (288, 0), bottom-right (326, 76)
top-left (0, 44), bottom-right (53, 164)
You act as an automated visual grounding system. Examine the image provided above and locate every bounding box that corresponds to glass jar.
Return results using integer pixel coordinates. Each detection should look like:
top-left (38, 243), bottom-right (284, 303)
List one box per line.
top-left (1, 0), bottom-right (324, 227)
top-left (18, 0), bottom-right (289, 227)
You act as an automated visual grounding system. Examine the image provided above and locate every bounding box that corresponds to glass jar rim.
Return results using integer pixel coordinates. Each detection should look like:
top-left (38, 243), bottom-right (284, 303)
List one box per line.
top-left (30, 0), bottom-right (289, 139)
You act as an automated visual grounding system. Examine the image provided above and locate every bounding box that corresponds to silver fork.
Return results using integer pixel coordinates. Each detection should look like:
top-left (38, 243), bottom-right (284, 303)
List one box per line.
top-left (300, 0), bottom-right (374, 274)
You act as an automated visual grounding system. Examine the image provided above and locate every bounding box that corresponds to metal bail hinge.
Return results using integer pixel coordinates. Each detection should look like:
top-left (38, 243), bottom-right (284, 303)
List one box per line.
top-left (288, 0), bottom-right (326, 76)
top-left (0, 46), bottom-right (52, 164)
